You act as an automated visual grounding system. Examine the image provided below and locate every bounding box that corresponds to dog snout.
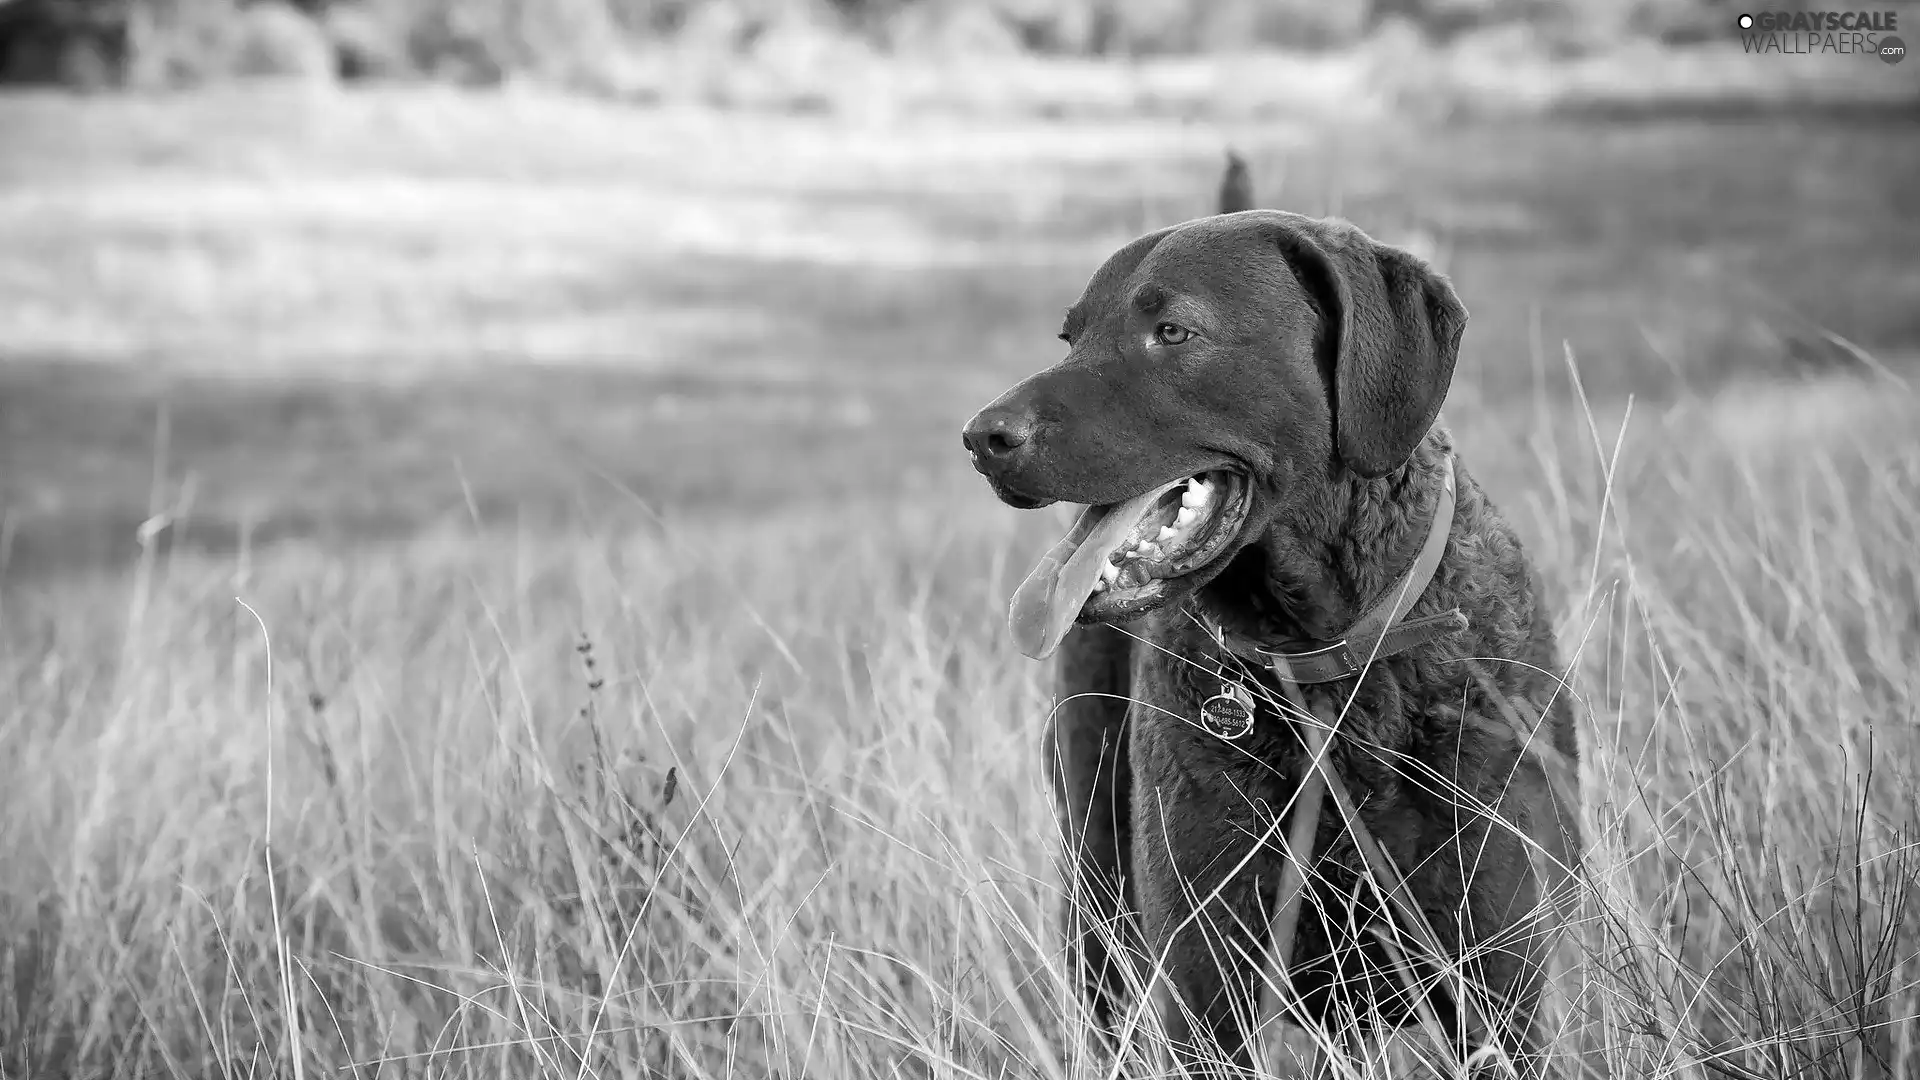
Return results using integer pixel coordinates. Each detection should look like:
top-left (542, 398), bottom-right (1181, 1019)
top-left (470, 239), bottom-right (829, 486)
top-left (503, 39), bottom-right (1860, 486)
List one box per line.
top-left (962, 406), bottom-right (1037, 472)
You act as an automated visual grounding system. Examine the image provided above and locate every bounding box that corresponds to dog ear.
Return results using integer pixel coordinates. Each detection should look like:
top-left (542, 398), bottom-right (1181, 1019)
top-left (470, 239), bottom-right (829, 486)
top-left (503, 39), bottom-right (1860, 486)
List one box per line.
top-left (1271, 219), bottom-right (1466, 478)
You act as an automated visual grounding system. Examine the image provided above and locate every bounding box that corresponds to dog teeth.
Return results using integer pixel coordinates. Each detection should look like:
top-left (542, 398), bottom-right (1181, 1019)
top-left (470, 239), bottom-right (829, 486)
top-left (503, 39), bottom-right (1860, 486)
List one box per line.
top-left (1106, 482), bottom-right (1222, 581)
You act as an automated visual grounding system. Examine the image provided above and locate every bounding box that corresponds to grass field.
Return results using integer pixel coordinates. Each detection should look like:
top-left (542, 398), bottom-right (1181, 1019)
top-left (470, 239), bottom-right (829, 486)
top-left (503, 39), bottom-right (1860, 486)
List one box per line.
top-left (2, 81), bottom-right (1919, 1078)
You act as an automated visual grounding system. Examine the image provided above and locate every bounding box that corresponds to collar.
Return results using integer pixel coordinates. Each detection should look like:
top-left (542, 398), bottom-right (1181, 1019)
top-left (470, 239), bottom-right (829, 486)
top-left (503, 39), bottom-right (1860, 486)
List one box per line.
top-left (1205, 454), bottom-right (1468, 687)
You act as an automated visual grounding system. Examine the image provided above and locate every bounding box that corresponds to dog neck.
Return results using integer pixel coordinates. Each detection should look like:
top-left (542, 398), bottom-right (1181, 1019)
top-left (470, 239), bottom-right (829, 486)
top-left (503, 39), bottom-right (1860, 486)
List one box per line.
top-left (1199, 436), bottom-right (1453, 645)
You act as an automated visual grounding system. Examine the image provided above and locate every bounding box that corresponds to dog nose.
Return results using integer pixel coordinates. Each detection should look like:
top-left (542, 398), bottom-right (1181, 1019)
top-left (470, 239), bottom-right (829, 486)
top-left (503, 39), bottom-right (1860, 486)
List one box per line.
top-left (962, 407), bottom-right (1035, 463)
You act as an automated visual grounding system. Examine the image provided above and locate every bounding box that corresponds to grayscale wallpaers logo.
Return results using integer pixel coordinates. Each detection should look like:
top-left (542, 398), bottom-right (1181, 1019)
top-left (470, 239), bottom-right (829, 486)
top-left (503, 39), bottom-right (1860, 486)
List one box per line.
top-left (1736, 10), bottom-right (1904, 62)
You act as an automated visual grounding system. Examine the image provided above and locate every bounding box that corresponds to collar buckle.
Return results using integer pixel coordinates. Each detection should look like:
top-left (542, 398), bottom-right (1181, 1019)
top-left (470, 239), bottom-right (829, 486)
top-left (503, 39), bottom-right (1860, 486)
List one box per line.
top-left (1256, 639), bottom-right (1359, 682)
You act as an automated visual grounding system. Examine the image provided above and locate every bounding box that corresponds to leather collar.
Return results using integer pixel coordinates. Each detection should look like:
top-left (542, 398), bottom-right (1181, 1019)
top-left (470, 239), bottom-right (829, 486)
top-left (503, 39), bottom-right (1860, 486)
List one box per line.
top-left (1205, 455), bottom-right (1468, 686)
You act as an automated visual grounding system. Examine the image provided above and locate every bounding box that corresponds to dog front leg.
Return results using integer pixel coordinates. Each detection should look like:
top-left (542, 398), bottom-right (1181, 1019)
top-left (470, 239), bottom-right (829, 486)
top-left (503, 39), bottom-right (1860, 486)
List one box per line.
top-left (1048, 623), bottom-right (1139, 1047)
top-left (1130, 733), bottom-right (1301, 1076)
top-left (1419, 753), bottom-right (1577, 1080)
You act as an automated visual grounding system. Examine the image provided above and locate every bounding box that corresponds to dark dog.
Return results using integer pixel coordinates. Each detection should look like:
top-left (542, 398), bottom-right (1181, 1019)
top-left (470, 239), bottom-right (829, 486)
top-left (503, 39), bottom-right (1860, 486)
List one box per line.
top-left (963, 161), bottom-right (1581, 1076)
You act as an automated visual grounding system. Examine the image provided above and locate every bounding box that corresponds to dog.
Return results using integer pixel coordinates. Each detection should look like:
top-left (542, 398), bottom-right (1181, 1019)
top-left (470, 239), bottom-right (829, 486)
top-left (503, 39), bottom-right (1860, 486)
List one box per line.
top-left (962, 158), bottom-right (1582, 1077)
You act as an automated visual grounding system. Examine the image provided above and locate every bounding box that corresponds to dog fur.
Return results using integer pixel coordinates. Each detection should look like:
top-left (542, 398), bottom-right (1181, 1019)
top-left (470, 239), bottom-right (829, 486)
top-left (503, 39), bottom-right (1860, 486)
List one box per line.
top-left (964, 162), bottom-right (1582, 1076)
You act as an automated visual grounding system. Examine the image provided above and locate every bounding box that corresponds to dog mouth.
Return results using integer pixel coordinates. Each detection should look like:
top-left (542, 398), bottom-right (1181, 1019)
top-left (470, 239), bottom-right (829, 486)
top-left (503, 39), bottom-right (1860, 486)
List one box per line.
top-left (1007, 469), bottom-right (1251, 660)
top-left (1084, 471), bottom-right (1249, 609)
top-left (986, 477), bottom-right (1056, 510)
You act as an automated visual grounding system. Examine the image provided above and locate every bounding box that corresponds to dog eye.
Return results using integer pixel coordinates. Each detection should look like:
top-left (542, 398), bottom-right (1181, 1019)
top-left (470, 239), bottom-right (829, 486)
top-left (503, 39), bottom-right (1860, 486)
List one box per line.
top-left (1153, 323), bottom-right (1192, 346)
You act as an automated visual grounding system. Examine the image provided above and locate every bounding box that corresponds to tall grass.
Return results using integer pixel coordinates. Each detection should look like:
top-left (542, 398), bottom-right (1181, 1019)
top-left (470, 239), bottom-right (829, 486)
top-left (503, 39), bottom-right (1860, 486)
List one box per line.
top-left (1, 363), bottom-right (1915, 1078)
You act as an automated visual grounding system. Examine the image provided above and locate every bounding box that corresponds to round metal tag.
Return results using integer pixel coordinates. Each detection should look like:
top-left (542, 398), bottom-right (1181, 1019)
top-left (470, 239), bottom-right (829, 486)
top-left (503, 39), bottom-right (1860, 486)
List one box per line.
top-left (1200, 685), bottom-right (1256, 741)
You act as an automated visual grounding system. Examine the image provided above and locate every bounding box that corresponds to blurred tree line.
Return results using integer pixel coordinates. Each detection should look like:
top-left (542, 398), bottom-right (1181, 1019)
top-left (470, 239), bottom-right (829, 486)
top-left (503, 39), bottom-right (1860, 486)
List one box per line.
top-left (0, 0), bottom-right (1754, 90)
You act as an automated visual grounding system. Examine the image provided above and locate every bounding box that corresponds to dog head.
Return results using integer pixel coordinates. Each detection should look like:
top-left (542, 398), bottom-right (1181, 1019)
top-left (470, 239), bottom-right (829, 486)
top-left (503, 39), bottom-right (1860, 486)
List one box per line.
top-left (964, 207), bottom-right (1466, 658)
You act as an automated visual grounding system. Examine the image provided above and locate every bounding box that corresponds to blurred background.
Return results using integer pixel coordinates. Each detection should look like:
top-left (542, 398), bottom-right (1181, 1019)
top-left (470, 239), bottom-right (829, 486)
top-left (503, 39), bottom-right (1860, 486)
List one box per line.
top-left (2, 1), bottom-right (1919, 1077)
top-left (0, 0), bottom-right (1915, 576)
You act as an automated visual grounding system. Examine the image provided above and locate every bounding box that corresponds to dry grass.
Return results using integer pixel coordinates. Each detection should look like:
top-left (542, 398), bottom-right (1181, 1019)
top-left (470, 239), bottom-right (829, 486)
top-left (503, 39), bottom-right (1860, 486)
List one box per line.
top-left (3, 372), bottom-right (1916, 1078)
top-left (1, 87), bottom-right (1918, 1077)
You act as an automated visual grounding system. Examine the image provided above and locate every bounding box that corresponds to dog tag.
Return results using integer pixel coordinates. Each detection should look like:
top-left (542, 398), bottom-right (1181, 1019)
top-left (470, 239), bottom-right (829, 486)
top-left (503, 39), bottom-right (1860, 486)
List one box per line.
top-left (1200, 682), bottom-right (1257, 741)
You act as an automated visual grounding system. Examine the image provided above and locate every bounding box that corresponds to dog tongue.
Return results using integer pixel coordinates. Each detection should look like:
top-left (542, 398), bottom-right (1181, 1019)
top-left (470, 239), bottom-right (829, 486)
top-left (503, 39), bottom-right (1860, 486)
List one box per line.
top-left (1008, 480), bottom-right (1180, 660)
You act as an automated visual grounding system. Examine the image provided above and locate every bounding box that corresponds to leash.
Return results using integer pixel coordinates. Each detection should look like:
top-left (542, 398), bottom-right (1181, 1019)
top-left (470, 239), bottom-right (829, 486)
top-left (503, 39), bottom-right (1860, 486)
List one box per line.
top-left (1191, 456), bottom-right (1504, 1064)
